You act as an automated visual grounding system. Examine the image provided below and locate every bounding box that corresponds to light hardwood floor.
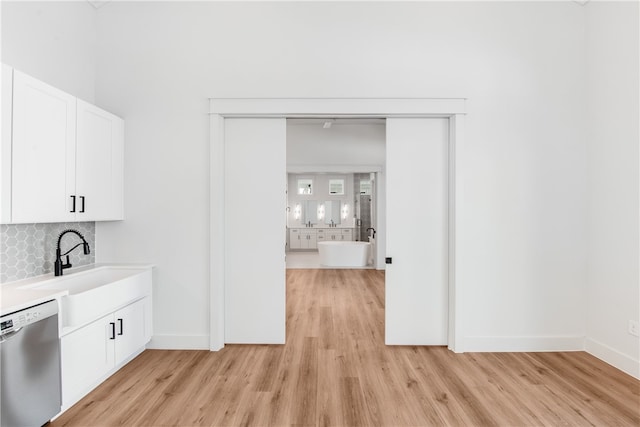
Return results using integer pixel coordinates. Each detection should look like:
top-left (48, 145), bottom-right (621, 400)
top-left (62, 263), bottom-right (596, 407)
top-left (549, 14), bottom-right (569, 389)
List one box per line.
top-left (53, 269), bottom-right (640, 426)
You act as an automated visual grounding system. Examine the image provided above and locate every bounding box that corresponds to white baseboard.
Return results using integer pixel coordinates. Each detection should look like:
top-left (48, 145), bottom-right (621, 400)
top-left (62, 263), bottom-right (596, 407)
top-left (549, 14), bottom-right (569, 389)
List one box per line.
top-left (585, 337), bottom-right (640, 379)
top-left (148, 334), bottom-right (210, 350)
top-left (463, 335), bottom-right (585, 352)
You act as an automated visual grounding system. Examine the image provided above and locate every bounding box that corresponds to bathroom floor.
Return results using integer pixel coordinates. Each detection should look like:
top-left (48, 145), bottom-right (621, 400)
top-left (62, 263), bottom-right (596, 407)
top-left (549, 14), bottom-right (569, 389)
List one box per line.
top-left (286, 251), bottom-right (323, 269)
top-left (285, 251), bottom-right (373, 269)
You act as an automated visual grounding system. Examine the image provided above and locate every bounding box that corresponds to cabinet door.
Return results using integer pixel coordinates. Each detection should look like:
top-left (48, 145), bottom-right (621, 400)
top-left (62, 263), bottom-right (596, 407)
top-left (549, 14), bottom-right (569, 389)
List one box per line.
top-left (11, 70), bottom-right (76, 223)
top-left (76, 99), bottom-right (124, 220)
top-left (307, 233), bottom-right (317, 249)
top-left (289, 229), bottom-right (301, 249)
top-left (61, 314), bottom-right (115, 408)
top-left (114, 298), bottom-right (147, 365)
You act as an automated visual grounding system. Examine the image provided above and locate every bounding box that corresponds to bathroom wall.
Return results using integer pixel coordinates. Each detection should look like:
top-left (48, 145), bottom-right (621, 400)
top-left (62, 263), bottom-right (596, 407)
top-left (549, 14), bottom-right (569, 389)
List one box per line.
top-left (0, 222), bottom-right (95, 283)
top-left (287, 173), bottom-right (355, 229)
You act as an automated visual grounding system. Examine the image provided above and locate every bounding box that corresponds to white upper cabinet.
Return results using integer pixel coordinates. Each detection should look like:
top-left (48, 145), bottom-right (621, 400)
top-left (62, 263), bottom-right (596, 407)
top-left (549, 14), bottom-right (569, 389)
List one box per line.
top-left (10, 70), bottom-right (77, 223)
top-left (1, 68), bottom-right (124, 223)
top-left (76, 99), bottom-right (124, 221)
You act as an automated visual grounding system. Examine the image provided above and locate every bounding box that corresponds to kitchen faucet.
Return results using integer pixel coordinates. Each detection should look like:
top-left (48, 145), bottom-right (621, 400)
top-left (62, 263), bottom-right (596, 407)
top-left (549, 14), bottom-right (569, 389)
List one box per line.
top-left (54, 229), bottom-right (91, 276)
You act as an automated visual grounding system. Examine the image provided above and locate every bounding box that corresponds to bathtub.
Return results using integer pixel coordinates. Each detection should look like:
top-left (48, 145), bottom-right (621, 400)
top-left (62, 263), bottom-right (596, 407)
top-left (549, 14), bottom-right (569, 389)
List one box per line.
top-left (317, 241), bottom-right (371, 267)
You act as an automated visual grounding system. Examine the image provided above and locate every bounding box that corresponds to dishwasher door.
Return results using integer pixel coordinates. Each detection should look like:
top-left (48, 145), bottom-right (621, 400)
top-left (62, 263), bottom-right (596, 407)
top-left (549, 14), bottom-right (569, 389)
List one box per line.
top-left (1, 300), bottom-right (62, 427)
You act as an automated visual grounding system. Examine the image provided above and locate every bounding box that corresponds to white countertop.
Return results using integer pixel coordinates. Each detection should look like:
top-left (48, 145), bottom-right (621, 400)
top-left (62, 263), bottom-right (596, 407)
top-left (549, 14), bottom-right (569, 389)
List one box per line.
top-left (0, 263), bottom-right (153, 316)
top-left (288, 226), bottom-right (354, 229)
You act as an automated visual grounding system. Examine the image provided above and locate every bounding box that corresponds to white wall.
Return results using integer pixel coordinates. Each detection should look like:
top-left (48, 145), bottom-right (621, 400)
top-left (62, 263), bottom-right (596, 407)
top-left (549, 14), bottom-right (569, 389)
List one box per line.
top-left (287, 173), bottom-right (355, 229)
top-left (1, 1), bottom-right (97, 103)
top-left (87, 1), bottom-right (589, 350)
top-left (3, 2), bottom-right (611, 352)
top-left (585, 1), bottom-right (639, 378)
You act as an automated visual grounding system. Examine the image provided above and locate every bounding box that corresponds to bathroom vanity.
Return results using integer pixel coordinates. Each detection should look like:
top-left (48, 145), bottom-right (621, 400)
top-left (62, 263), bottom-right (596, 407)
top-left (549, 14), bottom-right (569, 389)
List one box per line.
top-left (288, 228), bottom-right (353, 250)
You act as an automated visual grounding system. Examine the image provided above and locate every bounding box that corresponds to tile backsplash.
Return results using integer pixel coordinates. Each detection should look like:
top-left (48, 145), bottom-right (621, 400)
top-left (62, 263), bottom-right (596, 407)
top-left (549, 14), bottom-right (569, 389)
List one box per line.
top-left (0, 222), bottom-right (95, 283)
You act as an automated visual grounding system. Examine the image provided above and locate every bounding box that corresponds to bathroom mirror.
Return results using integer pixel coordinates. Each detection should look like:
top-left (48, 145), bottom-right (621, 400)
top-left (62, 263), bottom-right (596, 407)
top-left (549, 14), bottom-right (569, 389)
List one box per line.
top-left (304, 200), bottom-right (318, 224)
top-left (324, 200), bottom-right (341, 225)
top-left (297, 178), bottom-right (313, 195)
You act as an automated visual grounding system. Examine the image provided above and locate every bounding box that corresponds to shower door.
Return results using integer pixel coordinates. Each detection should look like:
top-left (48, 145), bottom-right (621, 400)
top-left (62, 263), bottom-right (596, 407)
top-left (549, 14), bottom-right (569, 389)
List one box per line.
top-left (385, 118), bottom-right (448, 345)
top-left (224, 118), bottom-right (286, 344)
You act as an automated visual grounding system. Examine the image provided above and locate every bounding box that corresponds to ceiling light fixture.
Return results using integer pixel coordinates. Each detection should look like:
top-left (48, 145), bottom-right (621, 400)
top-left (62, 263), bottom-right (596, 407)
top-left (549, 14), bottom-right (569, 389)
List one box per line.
top-left (323, 121), bottom-right (332, 129)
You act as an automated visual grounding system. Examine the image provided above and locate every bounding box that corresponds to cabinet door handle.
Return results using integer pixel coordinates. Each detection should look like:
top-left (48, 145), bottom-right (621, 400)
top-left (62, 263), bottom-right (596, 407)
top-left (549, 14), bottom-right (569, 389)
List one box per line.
top-left (109, 322), bottom-right (116, 340)
top-left (70, 195), bottom-right (76, 213)
top-left (79, 196), bottom-right (85, 213)
top-left (118, 318), bottom-right (123, 336)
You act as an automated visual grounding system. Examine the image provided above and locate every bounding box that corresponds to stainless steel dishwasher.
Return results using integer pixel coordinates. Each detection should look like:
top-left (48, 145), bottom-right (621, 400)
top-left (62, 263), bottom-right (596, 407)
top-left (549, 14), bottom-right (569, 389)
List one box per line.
top-left (1, 299), bottom-right (61, 427)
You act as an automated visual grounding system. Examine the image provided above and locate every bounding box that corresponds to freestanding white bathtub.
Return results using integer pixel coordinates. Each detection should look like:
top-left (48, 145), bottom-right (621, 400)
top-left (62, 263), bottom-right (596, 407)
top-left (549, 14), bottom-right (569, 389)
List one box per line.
top-left (317, 241), bottom-right (371, 267)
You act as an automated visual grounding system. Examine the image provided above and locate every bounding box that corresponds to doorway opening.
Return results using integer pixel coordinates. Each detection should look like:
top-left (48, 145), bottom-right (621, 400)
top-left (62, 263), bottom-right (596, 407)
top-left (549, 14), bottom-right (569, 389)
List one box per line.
top-left (285, 118), bottom-right (385, 270)
top-left (209, 98), bottom-right (465, 352)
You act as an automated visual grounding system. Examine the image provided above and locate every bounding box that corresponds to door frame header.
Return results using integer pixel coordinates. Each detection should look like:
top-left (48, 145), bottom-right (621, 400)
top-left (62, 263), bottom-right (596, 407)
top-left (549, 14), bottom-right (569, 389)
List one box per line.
top-left (209, 98), bottom-right (466, 117)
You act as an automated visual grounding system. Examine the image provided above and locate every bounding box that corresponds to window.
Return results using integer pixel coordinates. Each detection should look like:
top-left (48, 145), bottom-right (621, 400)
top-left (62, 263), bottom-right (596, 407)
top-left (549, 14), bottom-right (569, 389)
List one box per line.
top-left (297, 179), bottom-right (313, 195)
top-left (360, 180), bottom-right (372, 195)
top-left (329, 179), bottom-right (345, 195)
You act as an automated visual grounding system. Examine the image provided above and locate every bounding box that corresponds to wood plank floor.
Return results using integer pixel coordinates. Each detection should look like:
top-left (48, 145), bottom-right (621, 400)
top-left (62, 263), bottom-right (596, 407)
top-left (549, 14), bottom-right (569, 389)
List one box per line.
top-left (53, 269), bottom-right (640, 426)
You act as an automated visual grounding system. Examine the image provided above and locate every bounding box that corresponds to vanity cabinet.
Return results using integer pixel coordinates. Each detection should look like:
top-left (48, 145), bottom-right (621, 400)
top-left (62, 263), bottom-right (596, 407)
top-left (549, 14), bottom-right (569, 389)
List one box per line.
top-left (290, 228), bottom-right (353, 249)
top-left (289, 228), bottom-right (317, 249)
top-left (60, 296), bottom-right (151, 410)
top-left (1, 67), bottom-right (124, 224)
top-left (340, 229), bottom-right (353, 241)
top-left (318, 228), bottom-right (353, 242)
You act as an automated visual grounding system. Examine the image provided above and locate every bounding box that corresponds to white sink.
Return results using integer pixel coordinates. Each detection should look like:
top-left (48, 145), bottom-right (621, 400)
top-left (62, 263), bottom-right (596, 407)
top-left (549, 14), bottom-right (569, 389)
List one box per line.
top-left (20, 266), bottom-right (152, 328)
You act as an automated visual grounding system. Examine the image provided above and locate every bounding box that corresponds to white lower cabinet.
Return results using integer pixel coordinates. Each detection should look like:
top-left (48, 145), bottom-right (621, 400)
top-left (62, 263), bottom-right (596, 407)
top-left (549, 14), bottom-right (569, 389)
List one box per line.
top-left (113, 298), bottom-right (148, 363)
top-left (289, 228), bottom-right (317, 249)
top-left (319, 228), bottom-right (353, 241)
top-left (290, 228), bottom-right (353, 249)
top-left (340, 229), bottom-right (353, 241)
top-left (61, 297), bottom-right (151, 410)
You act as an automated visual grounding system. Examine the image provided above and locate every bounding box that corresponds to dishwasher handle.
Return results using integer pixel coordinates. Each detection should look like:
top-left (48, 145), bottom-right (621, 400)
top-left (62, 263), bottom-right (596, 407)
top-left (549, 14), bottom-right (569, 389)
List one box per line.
top-left (0, 327), bottom-right (24, 343)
